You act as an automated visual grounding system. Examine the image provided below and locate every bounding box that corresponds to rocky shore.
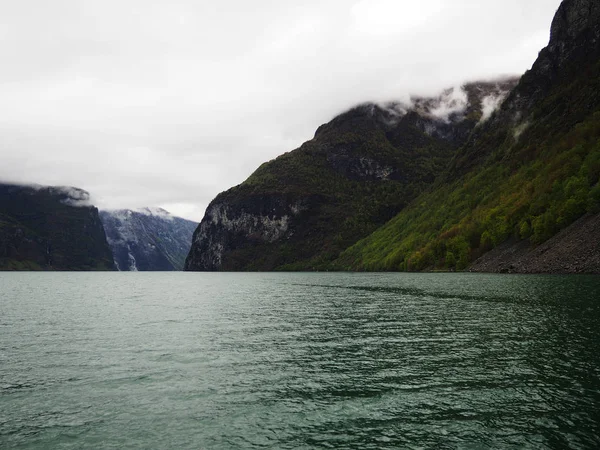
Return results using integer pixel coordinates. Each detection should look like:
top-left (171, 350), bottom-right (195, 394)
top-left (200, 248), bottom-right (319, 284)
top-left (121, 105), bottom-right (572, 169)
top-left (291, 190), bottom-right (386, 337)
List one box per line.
top-left (470, 213), bottom-right (600, 274)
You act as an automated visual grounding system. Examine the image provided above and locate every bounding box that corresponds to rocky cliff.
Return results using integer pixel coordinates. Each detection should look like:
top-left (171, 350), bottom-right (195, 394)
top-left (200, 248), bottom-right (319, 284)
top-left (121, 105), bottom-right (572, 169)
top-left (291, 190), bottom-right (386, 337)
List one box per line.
top-left (185, 79), bottom-right (518, 271)
top-left (100, 208), bottom-right (197, 271)
top-left (0, 183), bottom-right (114, 270)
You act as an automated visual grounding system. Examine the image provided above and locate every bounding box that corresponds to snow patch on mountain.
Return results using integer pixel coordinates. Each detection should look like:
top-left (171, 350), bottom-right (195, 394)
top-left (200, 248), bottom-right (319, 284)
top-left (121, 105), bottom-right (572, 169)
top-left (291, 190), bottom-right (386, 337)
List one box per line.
top-left (513, 121), bottom-right (530, 140)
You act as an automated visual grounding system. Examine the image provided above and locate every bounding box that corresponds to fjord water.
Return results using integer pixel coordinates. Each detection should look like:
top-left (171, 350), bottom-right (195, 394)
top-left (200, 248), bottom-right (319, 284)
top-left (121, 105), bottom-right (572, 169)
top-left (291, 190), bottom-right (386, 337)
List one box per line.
top-left (1, 273), bottom-right (599, 449)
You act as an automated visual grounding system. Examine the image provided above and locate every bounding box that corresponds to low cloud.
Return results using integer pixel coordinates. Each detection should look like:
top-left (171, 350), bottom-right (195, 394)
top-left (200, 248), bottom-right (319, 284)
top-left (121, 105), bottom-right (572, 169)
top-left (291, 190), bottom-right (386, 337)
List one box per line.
top-left (427, 87), bottom-right (469, 123)
top-left (23, 183), bottom-right (94, 207)
top-left (52, 186), bottom-right (93, 207)
top-left (480, 93), bottom-right (509, 123)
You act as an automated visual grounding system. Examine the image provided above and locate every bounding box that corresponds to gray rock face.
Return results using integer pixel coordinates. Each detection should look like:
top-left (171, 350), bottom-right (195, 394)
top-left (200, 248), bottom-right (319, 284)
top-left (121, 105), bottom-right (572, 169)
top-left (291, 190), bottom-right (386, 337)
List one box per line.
top-left (185, 195), bottom-right (307, 271)
top-left (326, 146), bottom-right (399, 181)
top-left (100, 208), bottom-right (197, 271)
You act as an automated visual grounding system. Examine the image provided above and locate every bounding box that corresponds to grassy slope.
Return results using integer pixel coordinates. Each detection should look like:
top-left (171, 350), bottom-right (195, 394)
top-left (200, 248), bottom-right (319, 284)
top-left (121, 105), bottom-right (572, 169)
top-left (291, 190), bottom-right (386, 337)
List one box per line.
top-left (335, 60), bottom-right (600, 271)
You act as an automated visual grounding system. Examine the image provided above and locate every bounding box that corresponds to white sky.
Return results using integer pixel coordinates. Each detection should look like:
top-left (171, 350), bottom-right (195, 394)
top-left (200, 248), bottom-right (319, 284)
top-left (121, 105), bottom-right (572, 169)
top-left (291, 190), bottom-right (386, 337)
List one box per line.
top-left (0, 0), bottom-right (562, 221)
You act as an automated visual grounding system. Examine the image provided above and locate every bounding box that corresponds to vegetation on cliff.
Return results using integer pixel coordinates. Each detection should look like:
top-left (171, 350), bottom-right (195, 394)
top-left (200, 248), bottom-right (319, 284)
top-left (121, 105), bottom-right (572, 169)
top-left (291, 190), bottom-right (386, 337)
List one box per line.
top-left (336, 109), bottom-right (600, 271)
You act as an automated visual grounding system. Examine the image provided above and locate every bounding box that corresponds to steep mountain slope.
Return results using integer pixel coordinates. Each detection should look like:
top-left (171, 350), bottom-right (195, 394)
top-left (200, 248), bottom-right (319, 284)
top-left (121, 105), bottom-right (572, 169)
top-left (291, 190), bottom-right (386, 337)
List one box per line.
top-left (0, 183), bottom-right (114, 270)
top-left (335, 0), bottom-right (600, 273)
top-left (100, 208), bottom-right (196, 271)
top-left (185, 79), bottom-right (517, 271)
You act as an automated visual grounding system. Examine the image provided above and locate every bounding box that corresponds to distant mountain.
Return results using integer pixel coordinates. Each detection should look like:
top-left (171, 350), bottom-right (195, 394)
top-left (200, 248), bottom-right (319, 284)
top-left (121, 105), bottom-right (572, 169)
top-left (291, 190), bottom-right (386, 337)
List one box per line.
top-left (0, 183), bottom-right (114, 270)
top-left (100, 208), bottom-right (196, 271)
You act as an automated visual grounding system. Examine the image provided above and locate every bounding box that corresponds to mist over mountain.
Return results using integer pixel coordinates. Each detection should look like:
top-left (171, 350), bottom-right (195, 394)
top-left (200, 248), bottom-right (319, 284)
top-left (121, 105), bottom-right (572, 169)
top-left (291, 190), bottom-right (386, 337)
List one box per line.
top-left (186, 0), bottom-right (600, 274)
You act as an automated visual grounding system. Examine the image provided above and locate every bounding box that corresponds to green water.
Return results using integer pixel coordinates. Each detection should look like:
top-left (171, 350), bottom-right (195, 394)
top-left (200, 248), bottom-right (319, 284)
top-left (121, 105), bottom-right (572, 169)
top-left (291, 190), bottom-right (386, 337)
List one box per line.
top-left (1, 272), bottom-right (599, 449)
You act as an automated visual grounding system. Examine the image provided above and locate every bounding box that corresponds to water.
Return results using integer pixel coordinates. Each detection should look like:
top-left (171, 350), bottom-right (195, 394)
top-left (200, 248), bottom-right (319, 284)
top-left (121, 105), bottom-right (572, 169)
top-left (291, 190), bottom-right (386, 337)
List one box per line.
top-left (1, 272), bottom-right (600, 449)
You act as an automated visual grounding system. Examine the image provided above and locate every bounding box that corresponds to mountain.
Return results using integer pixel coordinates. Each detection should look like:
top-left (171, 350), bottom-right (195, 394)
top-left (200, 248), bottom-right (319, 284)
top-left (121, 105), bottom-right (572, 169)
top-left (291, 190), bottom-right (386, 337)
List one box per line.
top-left (186, 0), bottom-right (599, 274)
top-left (335, 0), bottom-right (600, 273)
top-left (0, 183), bottom-right (114, 270)
top-left (185, 79), bottom-right (518, 271)
top-left (100, 208), bottom-right (197, 271)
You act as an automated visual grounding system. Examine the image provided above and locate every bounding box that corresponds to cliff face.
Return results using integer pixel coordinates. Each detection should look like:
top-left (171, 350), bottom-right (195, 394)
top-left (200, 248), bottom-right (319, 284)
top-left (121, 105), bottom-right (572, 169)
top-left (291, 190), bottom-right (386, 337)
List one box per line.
top-left (185, 195), bottom-right (303, 271)
top-left (0, 183), bottom-right (114, 271)
top-left (100, 208), bottom-right (197, 271)
top-left (185, 79), bottom-right (518, 271)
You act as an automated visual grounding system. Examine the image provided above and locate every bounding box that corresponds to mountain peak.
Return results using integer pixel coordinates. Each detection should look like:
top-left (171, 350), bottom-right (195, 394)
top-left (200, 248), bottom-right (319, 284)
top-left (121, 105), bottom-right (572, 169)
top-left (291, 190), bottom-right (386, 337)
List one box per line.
top-left (550, 0), bottom-right (600, 43)
top-left (522, 0), bottom-right (600, 97)
top-left (0, 183), bottom-right (113, 270)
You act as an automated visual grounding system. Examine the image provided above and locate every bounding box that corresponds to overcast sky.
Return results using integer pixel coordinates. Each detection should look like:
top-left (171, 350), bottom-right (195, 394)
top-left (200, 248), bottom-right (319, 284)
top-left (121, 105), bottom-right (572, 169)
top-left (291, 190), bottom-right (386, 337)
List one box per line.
top-left (0, 0), bottom-right (562, 221)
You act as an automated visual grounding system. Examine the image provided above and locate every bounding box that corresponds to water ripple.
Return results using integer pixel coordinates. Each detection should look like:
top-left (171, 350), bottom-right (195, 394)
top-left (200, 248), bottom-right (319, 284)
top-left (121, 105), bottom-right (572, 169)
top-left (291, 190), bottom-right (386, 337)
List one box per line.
top-left (0, 272), bottom-right (599, 449)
